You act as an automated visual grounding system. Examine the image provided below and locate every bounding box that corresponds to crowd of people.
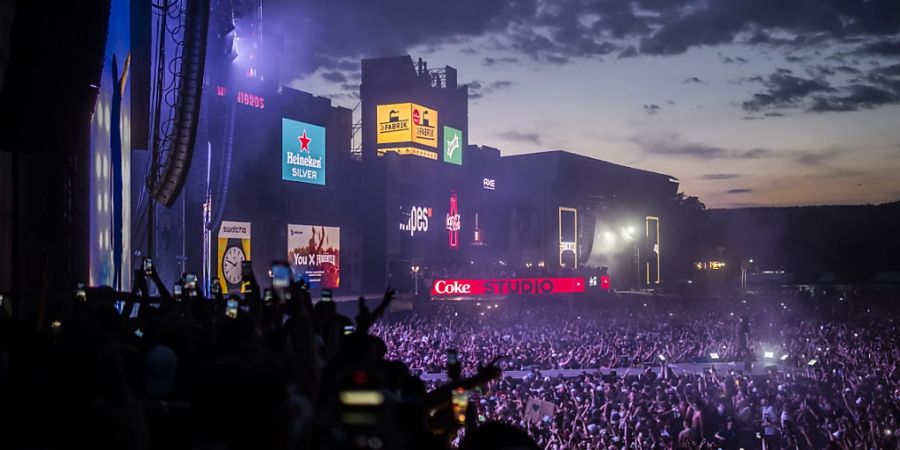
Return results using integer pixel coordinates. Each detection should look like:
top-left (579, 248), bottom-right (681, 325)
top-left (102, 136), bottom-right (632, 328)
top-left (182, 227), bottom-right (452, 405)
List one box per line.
top-left (377, 293), bottom-right (900, 449)
top-left (0, 263), bottom-right (897, 450)
top-left (373, 302), bottom-right (750, 373)
top-left (0, 266), bottom-right (518, 450)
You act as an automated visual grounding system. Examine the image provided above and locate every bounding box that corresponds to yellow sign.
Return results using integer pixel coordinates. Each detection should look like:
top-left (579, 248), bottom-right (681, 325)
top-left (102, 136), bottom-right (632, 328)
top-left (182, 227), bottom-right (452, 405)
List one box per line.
top-left (377, 103), bottom-right (412, 144)
top-left (376, 103), bottom-right (439, 148)
top-left (411, 104), bottom-right (438, 147)
top-left (376, 147), bottom-right (438, 160)
top-left (217, 221), bottom-right (251, 293)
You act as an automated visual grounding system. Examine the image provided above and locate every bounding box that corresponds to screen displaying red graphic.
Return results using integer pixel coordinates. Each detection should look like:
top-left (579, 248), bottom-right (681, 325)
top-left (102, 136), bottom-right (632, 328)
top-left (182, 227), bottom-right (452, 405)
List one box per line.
top-left (431, 278), bottom-right (586, 296)
top-left (446, 191), bottom-right (460, 248)
top-left (600, 274), bottom-right (611, 290)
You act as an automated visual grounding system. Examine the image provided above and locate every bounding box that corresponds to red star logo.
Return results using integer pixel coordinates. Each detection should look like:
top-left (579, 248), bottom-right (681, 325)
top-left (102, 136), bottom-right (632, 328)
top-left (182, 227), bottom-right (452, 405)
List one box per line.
top-left (298, 130), bottom-right (311, 152)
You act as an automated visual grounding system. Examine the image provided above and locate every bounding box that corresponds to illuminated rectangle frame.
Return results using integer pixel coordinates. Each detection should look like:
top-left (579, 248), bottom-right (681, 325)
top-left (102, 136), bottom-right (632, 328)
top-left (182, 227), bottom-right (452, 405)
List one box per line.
top-left (558, 207), bottom-right (578, 269)
top-left (645, 216), bottom-right (660, 284)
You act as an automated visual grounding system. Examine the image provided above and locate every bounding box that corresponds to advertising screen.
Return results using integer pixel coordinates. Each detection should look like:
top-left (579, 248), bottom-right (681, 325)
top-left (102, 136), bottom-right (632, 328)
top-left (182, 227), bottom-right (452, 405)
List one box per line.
top-left (376, 103), bottom-right (438, 148)
top-left (217, 221), bottom-right (251, 293)
top-left (399, 205), bottom-right (433, 237)
top-left (282, 118), bottom-right (326, 185)
top-left (443, 126), bottom-right (462, 165)
top-left (446, 191), bottom-right (461, 248)
top-left (288, 224), bottom-right (340, 288)
top-left (431, 278), bottom-right (586, 296)
top-left (411, 104), bottom-right (438, 147)
top-left (377, 103), bottom-right (412, 144)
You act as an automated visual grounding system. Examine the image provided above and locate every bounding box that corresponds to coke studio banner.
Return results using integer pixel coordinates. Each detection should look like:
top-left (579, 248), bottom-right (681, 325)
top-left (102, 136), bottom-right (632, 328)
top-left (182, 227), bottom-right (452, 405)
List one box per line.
top-left (431, 278), bottom-right (586, 296)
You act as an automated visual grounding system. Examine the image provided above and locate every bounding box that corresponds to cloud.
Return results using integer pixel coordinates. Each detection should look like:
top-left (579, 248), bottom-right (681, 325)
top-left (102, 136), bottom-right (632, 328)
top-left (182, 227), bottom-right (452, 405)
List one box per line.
top-left (874, 63), bottom-right (900, 77)
top-left (809, 85), bottom-right (899, 112)
top-left (683, 76), bottom-right (704, 84)
top-left (648, 143), bottom-right (727, 158)
top-left (835, 65), bottom-right (862, 75)
top-left (718, 53), bottom-right (749, 65)
top-left (636, 135), bottom-right (774, 160)
top-left (742, 71), bottom-right (835, 111)
top-left (617, 46), bottom-right (638, 59)
top-left (643, 104), bottom-right (661, 115)
top-left (259, 0), bottom-right (900, 97)
top-left (266, 0), bottom-right (530, 77)
top-left (726, 188), bottom-right (753, 194)
top-left (742, 57), bottom-right (900, 114)
top-left (483, 56), bottom-right (520, 67)
top-left (735, 148), bottom-right (773, 159)
top-left (263, 0), bottom-right (900, 83)
top-left (467, 79), bottom-right (514, 99)
top-left (792, 149), bottom-right (845, 166)
top-left (320, 71), bottom-right (347, 83)
top-left (701, 173), bottom-right (741, 180)
top-left (498, 130), bottom-right (542, 145)
top-left (858, 39), bottom-right (900, 56)
top-left (785, 55), bottom-right (806, 63)
top-left (504, 22), bottom-right (621, 63)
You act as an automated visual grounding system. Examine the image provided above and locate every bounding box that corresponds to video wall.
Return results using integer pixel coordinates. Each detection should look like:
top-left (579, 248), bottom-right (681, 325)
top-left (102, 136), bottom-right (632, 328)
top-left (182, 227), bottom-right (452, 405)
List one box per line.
top-left (90, 0), bottom-right (132, 289)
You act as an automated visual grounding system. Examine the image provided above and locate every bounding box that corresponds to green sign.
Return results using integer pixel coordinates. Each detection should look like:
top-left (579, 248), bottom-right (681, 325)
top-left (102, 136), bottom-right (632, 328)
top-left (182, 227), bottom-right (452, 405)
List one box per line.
top-left (443, 126), bottom-right (463, 165)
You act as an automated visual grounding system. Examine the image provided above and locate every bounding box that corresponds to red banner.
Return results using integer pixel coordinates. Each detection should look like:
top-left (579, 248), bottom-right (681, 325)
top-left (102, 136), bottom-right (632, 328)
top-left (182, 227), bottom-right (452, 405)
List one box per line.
top-left (431, 278), bottom-right (586, 296)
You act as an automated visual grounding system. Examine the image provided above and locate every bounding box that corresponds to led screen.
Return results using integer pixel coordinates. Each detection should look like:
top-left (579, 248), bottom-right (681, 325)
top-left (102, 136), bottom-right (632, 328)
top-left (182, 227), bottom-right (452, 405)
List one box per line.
top-left (282, 118), bottom-right (326, 185)
top-left (288, 224), bottom-right (340, 288)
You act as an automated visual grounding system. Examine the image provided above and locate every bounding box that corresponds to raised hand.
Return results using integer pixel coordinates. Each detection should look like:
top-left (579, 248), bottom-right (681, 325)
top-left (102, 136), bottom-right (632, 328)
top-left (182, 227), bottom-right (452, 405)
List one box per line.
top-left (356, 287), bottom-right (396, 334)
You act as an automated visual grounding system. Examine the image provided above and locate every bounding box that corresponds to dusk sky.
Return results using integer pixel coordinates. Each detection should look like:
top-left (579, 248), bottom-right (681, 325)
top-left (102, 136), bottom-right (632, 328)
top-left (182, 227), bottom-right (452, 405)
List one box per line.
top-left (267, 0), bottom-right (900, 208)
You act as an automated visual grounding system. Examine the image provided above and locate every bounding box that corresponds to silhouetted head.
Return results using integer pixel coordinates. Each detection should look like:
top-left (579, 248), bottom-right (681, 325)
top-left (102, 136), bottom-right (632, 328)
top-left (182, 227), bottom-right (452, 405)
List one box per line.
top-left (459, 422), bottom-right (539, 450)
